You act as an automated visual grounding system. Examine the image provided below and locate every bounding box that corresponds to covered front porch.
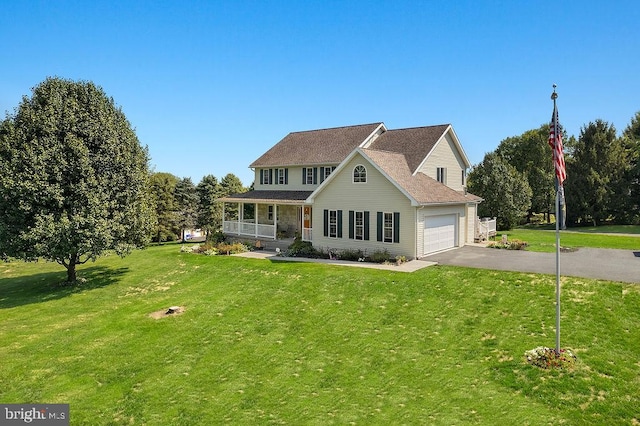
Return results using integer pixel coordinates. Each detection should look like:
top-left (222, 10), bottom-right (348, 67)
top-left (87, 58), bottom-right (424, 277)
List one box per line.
top-left (219, 190), bottom-right (313, 242)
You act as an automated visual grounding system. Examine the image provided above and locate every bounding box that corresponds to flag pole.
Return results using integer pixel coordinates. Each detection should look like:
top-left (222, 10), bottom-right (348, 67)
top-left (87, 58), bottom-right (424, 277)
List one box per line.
top-left (551, 85), bottom-right (561, 354)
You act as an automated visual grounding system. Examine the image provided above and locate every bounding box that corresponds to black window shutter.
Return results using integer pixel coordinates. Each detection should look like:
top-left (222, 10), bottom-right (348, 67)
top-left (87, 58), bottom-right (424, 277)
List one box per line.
top-left (274, 169), bottom-right (278, 185)
top-left (320, 167), bottom-right (325, 183)
top-left (376, 212), bottom-right (383, 242)
top-left (364, 211), bottom-right (370, 240)
top-left (260, 169), bottom-right (264, 184)
top-left (269, 169), bottom-right (273, 184)
top-left (337, 210), bottom-right (343, 238)
top-left (348, 210), bottom-right (354, 239)
top-left (313, 167), bottom-right (318, 184)
top-left (285, 168), bottom-right (288, 184)
top-left (302, 168), bottom-right (306, 184)
top-left (394, 212), bottom-right (400, 243)
top-left (323, 209), bottom-right (329, 237)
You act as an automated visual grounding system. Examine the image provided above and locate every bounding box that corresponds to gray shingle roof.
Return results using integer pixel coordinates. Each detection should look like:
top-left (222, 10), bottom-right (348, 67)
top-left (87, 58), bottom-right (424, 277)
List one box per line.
top-left (250, 123), bottom-right (383, 167)
top-left (362, 148), bottom-right (482, 205)
top-left (367, 124), bottom-right (450, 173)
top-left (219, 190), bottom-right (313, 204)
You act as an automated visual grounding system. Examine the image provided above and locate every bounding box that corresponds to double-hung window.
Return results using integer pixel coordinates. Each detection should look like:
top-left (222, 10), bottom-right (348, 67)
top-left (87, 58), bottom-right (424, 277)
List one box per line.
top-left (377, 211), bottom-right (399, 243)
top-left (328, 210), bottom-right (338, 238)
top-left (437, 167), bottom-right (447, 184)
top-left (383, 212), bottom-right (394, 243)
top-left (349, 210), bottom-right (369, 240)
top-left (277, 168), bottom-right (288, 185)
top-left (261, 169), bottom-right (272, 185)
top-left (324, 166), bottom-right (334, 181)
top-left (355, 211), bottom-right (364, 240)
top-left (324, 209), bottom-right (343, 238)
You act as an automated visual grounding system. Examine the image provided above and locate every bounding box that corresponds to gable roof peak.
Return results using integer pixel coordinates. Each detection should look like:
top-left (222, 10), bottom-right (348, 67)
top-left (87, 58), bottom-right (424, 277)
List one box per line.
top-left (367, 124), bottom-right (453, 173)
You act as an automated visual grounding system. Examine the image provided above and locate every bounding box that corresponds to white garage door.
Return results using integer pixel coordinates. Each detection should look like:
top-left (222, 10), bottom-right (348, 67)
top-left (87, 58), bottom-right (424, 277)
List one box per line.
top-left (424, 215), bottom-right (457, 254)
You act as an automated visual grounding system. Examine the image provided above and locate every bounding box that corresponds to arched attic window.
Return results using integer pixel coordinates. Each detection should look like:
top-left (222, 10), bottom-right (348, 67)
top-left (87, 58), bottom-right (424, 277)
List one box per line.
top-left (353, 165), bottom-right (367, 183)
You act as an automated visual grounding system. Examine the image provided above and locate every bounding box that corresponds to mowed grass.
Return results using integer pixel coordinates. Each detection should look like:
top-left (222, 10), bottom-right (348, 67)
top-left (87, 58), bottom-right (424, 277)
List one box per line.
top-left (504, 226), bottom-right (640, 252)
top-left (1, 244), bottom-right (639, 425)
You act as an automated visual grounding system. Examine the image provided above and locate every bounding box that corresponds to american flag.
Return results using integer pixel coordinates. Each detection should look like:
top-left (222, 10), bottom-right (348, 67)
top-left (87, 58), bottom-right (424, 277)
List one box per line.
top-left (549, 104), bottom-right (566, 184)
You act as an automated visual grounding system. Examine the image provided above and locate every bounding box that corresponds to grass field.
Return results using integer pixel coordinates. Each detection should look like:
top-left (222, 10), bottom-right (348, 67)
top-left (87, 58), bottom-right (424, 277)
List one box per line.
top-left (503, 226), bottom-right (640, 252)
top-left (1, 242), bottom-right (639, 425)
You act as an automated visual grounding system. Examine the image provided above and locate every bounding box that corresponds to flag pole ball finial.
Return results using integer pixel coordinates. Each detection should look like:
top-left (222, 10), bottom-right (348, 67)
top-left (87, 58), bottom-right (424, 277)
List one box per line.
top-left (551, 84), bottom-right (558, 100)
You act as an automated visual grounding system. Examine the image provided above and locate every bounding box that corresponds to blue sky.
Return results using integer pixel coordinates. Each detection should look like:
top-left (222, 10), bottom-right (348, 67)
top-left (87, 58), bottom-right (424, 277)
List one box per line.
top-left (1, 0), bottom-right (639, 186)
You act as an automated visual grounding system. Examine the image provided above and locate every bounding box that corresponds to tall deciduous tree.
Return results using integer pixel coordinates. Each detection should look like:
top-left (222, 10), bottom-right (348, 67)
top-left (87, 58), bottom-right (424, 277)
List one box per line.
top-left (0, 77), bottom-right (153, 282)
top-left (495, 125), bottom-right (555, 222)
top-left (467, 152), bottom-right (532, 230)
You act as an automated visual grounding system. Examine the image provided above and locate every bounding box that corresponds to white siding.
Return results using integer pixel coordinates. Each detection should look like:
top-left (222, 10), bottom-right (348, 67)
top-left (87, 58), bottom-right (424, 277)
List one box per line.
top-left (419, 132), bottom-right (467, 191)
top-left (311, 153), bottom-right (417, 259)
top-left (466, 203), bottom-right (477, 243)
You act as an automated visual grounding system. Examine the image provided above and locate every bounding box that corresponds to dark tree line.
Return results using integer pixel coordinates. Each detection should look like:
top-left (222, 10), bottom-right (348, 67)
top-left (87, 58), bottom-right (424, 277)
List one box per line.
top-left (150, 172), bottom-right (246, 242)
top-left (468, 111), bottom-right (640, 229)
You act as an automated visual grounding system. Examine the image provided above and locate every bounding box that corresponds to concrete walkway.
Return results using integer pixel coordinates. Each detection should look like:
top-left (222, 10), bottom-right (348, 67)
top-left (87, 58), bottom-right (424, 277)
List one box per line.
top-left (235, 245), bottom-right (640, 283)
top-left (424, 245), bottom-right (640, 284)
top-left (234, 251), bottom-right (435, 272)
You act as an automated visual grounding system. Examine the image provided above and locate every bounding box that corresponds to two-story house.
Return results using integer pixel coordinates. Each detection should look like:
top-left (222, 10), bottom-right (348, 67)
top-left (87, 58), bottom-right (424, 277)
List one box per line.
top-left (220, 122), bottom-right (483, 259)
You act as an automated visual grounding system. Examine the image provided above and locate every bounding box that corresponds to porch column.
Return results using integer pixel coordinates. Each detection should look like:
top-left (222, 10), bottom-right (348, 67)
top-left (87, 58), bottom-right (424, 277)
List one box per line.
top-left (273, 203), bottom-right (277, 239)
top-left (222, 202), bottom-right (226, 233)
top-left (254, 203), bottom-right (258, 237)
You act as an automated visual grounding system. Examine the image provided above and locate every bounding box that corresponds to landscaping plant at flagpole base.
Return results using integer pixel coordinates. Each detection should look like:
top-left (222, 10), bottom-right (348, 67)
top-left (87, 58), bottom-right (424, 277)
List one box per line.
top-left (525, 346), bottom-right (577, 369)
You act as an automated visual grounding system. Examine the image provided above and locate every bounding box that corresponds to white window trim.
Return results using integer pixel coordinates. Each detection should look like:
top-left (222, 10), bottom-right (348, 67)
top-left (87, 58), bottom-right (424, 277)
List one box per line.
top-left (324, 166), bottom-right (334, 181)
top-left (353, 164), bottom-right (367, 183)
top-left (383, 212), bottom-right (394, 243)
top-left (329, 210), bottom-right (338, 238)
top-left (437, 167), bottom-right (447, 184)
top-left (355, 211), bottom-right (364, 240)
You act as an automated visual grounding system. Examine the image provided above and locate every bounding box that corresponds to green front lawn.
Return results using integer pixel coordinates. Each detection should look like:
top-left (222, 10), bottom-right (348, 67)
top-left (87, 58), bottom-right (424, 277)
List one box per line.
top-left (1, 244), bottom-right (639, 424)
top-left (502, 227), bottom-right (640, 252)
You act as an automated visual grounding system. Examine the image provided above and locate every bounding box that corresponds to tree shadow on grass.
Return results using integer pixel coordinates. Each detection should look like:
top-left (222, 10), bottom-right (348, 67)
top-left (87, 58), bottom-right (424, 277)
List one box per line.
top-left (0, 265), bottom-right (129, 309)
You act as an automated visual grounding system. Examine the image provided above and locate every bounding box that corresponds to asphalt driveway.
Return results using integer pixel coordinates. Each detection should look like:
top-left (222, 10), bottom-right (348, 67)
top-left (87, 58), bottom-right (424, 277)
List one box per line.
top-left (424, 245), bottom-right (640, 284)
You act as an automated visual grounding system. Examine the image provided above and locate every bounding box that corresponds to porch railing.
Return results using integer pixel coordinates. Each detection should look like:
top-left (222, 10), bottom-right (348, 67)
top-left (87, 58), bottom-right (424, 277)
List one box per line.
top-left (477, 217), bottom-right (497, 241)
top-left (223, 220), bottom-right (276, 239)
top-left (302, 227), bottom-right (312, 242)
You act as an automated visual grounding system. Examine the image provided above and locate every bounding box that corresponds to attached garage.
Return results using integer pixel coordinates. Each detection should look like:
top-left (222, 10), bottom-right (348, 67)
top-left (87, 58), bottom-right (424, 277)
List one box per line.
top-left (423, 214), bottom-right (457, 254)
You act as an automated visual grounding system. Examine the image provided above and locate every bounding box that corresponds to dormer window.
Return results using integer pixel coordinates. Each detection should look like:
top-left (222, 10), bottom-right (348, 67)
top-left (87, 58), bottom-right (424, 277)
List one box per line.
top-left (353, 165), bottom-right (367, 183)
